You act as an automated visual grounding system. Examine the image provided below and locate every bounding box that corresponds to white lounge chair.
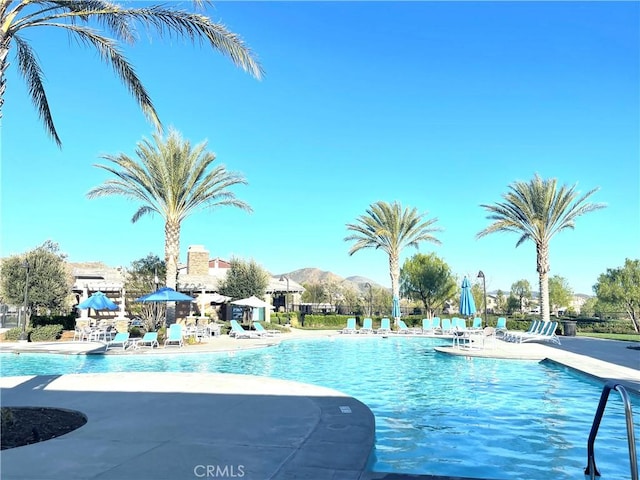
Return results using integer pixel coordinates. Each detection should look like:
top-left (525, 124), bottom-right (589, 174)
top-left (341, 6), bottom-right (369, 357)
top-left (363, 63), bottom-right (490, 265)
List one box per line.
top-left (230, 320), bottom-right (257, 339)
top-left (359, 318), bottom-right (374, 334)
top-left (341, 317), bottom-right (357, 334)
top-left (253, 322), bottom-right (280, 337)
top-left (137, 332), bottom-right (159, 349)
top-left (520, 321), bottom-right (561, 345)
top-left (505, 320), bottom-right (540, 343)
top-left (106, 332), bottom-right (130, 351)
top-left (376, 318), bottom-right (391, 334)
top-left (421, 318), bottom-right (433, 335)
top-left (495, 317), bottom-right (508, 338)
top-left (164, 324), bottom-right (184, 347)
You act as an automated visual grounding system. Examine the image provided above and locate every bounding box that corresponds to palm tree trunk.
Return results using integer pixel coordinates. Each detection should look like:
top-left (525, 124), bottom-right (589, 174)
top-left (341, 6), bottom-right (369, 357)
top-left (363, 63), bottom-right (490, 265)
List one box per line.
top-left (389, 253), bottom-right (400, 325)
top-left (164, 220), bottom-right (180, 325)
top-left (537, 242), bottom-right (551, 322)
top-left (0, 36), bottom-right (10, 121)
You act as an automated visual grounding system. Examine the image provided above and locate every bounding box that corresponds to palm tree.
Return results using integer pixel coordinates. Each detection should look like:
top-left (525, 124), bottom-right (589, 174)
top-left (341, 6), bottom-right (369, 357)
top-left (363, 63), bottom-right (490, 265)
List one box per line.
top-left (345, 201), bottom-right (442, 323)
top-left (477, 174), bottom-right (605, 322)
top-left (87, 128), bottom-right (252, 323)
top-left (0, 0), bottom-right (263, 147)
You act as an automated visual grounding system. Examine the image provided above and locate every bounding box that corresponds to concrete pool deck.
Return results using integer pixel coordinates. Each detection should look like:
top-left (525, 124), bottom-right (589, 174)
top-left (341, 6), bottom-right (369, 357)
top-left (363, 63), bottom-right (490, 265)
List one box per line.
top-left (0, 330), bottom-right (638, 480)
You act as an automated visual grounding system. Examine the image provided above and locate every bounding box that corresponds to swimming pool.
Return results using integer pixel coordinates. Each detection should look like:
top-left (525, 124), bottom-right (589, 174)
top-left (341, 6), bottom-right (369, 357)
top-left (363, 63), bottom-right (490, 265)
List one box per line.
top-left (2, 336), bottom-right (638, 479)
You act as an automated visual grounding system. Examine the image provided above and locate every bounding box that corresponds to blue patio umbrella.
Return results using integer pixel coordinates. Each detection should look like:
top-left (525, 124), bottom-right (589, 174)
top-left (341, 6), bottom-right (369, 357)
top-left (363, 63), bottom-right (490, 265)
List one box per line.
top-left (77, 291), bottom-right (118, 311)
top-left (135, 287), bottom-right (195, 329)
top-left (459, 276), bottom-right (476, 317)
top-left (134, 287), bottom-right (195, 303)
top-left (392, 296), bottom-right (401, 322)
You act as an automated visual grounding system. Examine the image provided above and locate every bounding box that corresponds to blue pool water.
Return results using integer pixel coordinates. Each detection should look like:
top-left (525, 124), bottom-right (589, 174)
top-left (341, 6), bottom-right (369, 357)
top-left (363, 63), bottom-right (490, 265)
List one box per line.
top-left (2, 336), bottom-right (638, 479)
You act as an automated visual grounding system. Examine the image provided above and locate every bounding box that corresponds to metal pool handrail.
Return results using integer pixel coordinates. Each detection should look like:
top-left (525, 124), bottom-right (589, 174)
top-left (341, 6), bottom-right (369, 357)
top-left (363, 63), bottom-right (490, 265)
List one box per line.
top-left (585, 380), bottom-right (638, 480)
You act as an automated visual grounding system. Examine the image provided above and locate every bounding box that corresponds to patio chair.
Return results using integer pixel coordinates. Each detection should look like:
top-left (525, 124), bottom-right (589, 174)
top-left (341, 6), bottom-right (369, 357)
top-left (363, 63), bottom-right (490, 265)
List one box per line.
top-left (452, 320), bottom-right (469, 348)
top-left (230, 320), bottom-right (256, 339)
top-left (206, 322), bottom-right (221, 337)
top-left (137, 332), bottom-right (159, 349)
top-left (520, 321), bottom-right (561, 345)
top-left (441, 318), bottom-right (453, 335)
top-left (341, 317), bottom-right (357, 334)
top-left (376, 318), bottom-right (391, 335)
top-left (432, 317), bottom-right (441, 334)
top-left (106, 332), bottom-right (130, 351)
top-left (397, 320), bottom-right (419, 334)
top-left (421, 318), bottom-right (433, 334)
top-left (505, 320), bottom-right (540, 343)
top-left (360, 318), bottom-right (374, 334)
top-left (164, 324), bottom-right (184, 347)
top-left (495, 317), bottom-right (508, 338)
top-left (253, 322), bottom-right (280, 337)
top-left (73, 325), bottom-right (85, 341)
top-left (465, 326), bottom-right (496, 350)
top-left (470, 317), bottom-right (483, 330)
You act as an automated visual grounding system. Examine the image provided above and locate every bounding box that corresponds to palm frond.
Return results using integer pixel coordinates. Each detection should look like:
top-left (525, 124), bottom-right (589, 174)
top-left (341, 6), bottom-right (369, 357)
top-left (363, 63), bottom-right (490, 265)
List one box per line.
top-left (13, 34), bottom-right (61, 146)
top-left (38, 21), bottom-right (160, 130)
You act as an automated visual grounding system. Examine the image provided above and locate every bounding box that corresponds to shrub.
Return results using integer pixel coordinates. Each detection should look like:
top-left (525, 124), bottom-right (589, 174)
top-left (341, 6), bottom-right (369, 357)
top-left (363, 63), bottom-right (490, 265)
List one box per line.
top-left (128, 326), bottom-right (143, 338)
top-left (302, 315), bottom-right (352, 328)
top-left (31, 315), bottom-right (75, 331)
top-left (29, 325), bottom-right (63, 341)
top-left (2, 327), bottom-right (25, 341)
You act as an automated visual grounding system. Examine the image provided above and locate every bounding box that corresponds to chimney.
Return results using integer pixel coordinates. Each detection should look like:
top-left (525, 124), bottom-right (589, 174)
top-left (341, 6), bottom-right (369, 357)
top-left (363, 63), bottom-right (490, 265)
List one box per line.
top-left (187, 245), bottom-right (209, 276)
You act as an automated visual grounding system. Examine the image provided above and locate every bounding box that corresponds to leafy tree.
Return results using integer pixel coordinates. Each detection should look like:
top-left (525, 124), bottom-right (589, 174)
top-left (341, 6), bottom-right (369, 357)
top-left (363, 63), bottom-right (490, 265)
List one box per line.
top-left (371, 286), bottom-right (392, 317)
top-left (400, 253), bottom-right (456, 318)
top-left (477, 174), bottom-right (605, 321)
top-left (580, 297), bottom-right (598, 317)
top-left (548, 275), bottom-right (573, 316)
top-left (301, 282), bottom-right (326, 304)
top-left (345, 201), bottom-right (442, 324)
top-left (506, 295), bottom-right (521, 314)
top-left (341, 285), bottom-right (362, 315)
top-left (218, 257), bottom-right (269, 301)
top-left (495, 290), bottom-right (506, 314)
top-left (510, 279), bottom-right (532, 313)
top-left (323, 279), bottom-right (344, 310)
top-left (0, 0), bottom-right (263, 147)
top-left (471, 282), bottom-right (484, 315)
top-left (0, 241), bottom-right (72, 329)
top-left (123, 254), bottom-right (166, 331)
top-left (87, 129), bottom-right (252, 323)
top-left (594, 259), bottom-right (640, 332)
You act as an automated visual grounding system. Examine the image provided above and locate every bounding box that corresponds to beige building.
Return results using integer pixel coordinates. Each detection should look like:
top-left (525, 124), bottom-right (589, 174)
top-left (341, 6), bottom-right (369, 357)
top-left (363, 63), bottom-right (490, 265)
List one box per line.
top-left (71, 245), bottom-right (304, 323)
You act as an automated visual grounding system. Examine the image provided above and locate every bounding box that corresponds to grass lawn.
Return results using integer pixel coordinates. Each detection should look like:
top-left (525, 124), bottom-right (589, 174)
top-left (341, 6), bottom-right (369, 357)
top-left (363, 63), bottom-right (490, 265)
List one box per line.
top-left (578, 332), bottom-right (640, 342)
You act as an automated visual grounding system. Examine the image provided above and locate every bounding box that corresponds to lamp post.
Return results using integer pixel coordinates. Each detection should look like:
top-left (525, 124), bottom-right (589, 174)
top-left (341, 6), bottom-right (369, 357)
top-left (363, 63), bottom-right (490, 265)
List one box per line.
top-left (20, 261), bottom-right (30, 341)
top-left (365, 282), bottom-right (372, 316)
top-left (477, 270), bottom-right (487, 327)
top-left (153, 266), bottom-right (159, 327)
top-left (279, 275), bottom-right (290, 312)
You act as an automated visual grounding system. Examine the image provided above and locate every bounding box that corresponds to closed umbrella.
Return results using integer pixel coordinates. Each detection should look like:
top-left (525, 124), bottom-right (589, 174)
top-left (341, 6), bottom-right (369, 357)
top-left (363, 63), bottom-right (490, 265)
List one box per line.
top-left (459, 277), bottom-right (477, 317)
top-left (392, 296), bottom-right (401, 325)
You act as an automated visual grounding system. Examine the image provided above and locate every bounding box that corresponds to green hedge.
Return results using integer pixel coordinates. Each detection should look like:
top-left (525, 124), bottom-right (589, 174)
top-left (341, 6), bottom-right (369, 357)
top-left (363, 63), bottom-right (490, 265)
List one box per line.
top-left (2, 327), bottom-right (23, 341)
top-left (29, 325), bottom-right (63, 341)
top-left (31, 314), bottom-right (75, 331)
top-left (2, 325), bottom-right (63, 342)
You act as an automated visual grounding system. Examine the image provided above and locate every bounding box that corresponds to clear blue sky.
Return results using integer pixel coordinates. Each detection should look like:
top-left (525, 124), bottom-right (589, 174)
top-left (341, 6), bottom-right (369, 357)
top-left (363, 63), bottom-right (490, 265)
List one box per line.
top-left (2, 1), bottom-right (638, 295)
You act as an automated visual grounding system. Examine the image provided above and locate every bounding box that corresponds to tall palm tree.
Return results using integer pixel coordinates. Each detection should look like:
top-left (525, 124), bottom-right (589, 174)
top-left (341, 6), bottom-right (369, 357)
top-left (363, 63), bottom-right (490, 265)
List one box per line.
top-left (0, 0), bottom-right (263, 147)
top-left (477, 174), bottom-right (605, 322)
top-left (87, 128), bottom-right (252, 323)
top-left (345, 201), bottom-right (442, 323)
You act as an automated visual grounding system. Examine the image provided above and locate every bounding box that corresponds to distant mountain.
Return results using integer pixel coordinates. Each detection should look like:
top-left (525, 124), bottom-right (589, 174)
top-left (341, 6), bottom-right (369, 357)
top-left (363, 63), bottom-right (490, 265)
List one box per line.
top-left (281, 268), bottom-right (385, 292)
